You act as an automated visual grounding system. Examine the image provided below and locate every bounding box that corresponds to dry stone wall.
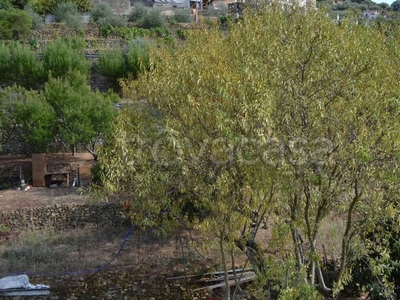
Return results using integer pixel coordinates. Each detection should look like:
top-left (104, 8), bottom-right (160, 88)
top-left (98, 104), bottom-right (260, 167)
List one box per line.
top-left (0, 202), bottom-right (130, 231)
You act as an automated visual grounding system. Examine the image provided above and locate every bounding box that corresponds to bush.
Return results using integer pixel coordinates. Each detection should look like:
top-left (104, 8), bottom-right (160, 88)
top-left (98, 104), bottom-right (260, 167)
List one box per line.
top-left (0, 9), bottom-right (32, 40)
top-left (138, 9), bottom-right (167, 29)
top-left (128, 2), bottom-right (148, 23)
top-left (117, 26), bottom-right (148, 39)
top-left (24, 6), bottom-right (44, 30)
top-left (73, 0), bottom-right (93, 12)
top-left (126, 38), bottom-right (151, 78)
top-left (9, 43), bottom-right (46, 88)
top-left (64, 13), bottom-right (83, 29)
top-left (30, 0), bottom-right (92, 15)
top-left (204, 2), bottom-right (228, 17)
top-left (0, 0), bottom-right (12, 10)
top-left (171, 9), bottom-right (192, 23)
top-left (90, 2), bottom-right (113, 22)
top-left (98, 14), bottom-right (127, 28)
top-left (0, 42), bottom-right (11, 84)
top-left (97, 46), bottom-right (127, 82)
top-left (52, 2), bottom-right (83, 29)
top-left (28, 0), bottom-right (56, 15)
top-left (0, 85), bottom-right (56, 154)
top-left (43, 38), bottom-right (90, 79)
top-left (346, 218), bottom-right (400, 299)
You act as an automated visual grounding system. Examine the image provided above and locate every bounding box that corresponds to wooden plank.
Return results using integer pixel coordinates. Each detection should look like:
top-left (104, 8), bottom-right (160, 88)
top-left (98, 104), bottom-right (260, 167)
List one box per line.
top-left (166, 268), bottom-right (252, 280)
top-left (192, 274), bottom-right (257, 292)
top-left (200, 272), bottom-right (255, 283)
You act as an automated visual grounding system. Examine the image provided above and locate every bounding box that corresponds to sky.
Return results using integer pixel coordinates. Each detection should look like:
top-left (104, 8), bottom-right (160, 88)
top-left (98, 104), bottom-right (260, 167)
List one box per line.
top-left (376, 0), bottom-right (393, 4)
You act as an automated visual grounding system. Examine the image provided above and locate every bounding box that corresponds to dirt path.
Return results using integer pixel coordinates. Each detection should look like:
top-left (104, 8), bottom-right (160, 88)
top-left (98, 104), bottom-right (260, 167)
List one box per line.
top-left (0, 187), bottom-right (90, 212)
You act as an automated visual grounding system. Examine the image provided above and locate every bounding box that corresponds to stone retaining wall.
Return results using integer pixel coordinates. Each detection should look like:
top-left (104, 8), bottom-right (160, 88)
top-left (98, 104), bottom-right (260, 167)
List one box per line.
top-left (0, 202), bottom-right (130, 231)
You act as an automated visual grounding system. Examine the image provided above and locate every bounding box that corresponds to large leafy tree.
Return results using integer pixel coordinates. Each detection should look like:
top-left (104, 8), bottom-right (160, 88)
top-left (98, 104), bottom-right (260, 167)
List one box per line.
top-left (243, 8), bottom-right (400, 297)
top-left (100, 19), bottom-right (277, 300)
top-left (0, 86), bottom-right (55, 154)
top-left (44, 70), bottom-right (117, 157)
top-left (98, 5), bottom-right (400, 300)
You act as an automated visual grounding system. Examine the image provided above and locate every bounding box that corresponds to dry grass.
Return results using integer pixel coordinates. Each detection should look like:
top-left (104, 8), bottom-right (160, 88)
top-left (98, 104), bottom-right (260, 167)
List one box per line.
top-left (0, 224), bottom-right (233, 279)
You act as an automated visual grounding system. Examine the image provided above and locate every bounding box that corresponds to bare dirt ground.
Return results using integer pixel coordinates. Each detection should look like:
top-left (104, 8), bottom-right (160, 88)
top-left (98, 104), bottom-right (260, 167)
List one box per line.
top-left (0, 187), bottom-right (90, 212)
top-left (0, 153), bottom-right (95, 211)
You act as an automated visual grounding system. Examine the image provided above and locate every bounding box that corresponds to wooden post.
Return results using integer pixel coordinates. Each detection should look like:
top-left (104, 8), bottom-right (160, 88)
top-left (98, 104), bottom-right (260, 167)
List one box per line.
top-left (32, 153), bottom-right (46, 187)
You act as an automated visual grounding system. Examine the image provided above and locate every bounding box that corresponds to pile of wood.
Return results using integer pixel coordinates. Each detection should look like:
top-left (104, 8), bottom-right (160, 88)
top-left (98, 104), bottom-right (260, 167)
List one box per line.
top-left (167, 268), bottom-right (256, 299)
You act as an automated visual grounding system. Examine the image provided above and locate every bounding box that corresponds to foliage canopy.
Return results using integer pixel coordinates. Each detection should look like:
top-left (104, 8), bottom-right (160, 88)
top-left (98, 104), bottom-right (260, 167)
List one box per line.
top-left (96, 5), bottom-right (400, 299)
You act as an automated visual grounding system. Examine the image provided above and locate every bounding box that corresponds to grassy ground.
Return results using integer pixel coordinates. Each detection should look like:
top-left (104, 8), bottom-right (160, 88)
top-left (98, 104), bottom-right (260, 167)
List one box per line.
top-left (0, 225), bottom-right (227, 279)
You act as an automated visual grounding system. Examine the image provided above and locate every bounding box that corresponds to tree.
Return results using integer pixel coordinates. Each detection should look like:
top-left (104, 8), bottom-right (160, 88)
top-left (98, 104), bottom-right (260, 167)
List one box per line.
top-left (247, 8), bottom-right (400, 297)
top-left (97, 46), bottom-right (127, 86)
top-left (52, 2), bottom-right (83, 29)
top-left (8, 43), bottom-right (45, 89)
top-left (44, 70), bottom-right (117, 157)
top-left (11, 0), bottom-right (28, 9)
top-left (90, 2), bottom-right (113, 22)
top-left (0, 0), bottom-right (12, 10)
top-left (392, 0), bottom-right (400, 11)
top-left (43, 38), bottom-right (90, 80)
top-left (0, 42), bottom-right (11, 84)
top-left (100, 18), bottom-right (278, 300)
top-left (0, 9), bottom-right (32, 40)
top-left (0, 85), bottom-right (55, 154)
top-left (98, 5), bottom-right (400, 299)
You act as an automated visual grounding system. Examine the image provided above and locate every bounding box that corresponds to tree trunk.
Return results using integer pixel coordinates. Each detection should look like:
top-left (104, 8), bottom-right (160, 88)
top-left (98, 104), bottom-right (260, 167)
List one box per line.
top-left (220, 231), bottom-right (230, 300)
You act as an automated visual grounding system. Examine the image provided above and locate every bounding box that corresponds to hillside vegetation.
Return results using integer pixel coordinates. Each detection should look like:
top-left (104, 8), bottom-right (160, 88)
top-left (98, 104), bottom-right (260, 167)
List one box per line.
top-left (3, 1), bottom-right (400, 300)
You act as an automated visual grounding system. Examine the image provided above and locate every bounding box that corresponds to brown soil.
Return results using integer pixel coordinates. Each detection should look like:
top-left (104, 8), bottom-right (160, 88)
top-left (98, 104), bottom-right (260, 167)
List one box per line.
top-left (0, 153), bottom-right (95, 211)
top-left (0, 187), bottom-right (90, 212)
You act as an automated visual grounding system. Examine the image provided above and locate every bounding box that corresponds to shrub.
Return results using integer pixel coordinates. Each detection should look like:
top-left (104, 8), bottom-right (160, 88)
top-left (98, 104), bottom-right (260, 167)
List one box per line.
top-left (0, 9), bottom-right (32, 40)
top-left (204, 2), bottom-right (228, 17)
top-left (52, 2), bottom-right (78, 22)
top-left (43, 38), bottom-right (90, 79)
top-left (176, 28), bottom-right (187, 40)
top-left (171, 9), bottom-right (192, 23)
top-left (0, 0), bottom-right (12, 10)
top-left (117, 26), bottom-right (148, 39)
top-left (97, 46), bottom-right (127, 82)
top-left (98, 14), bottom-right (127, 28)
top-left (128, 2), bottom-right (148, 23)
top-left (149, 26), bottom-right (171, 37)
top-left (126, 38), bottom-right (151, 78)
top-left (64, 13), bottom-right (83, 29)
top-left (0, 85), bottom-right (56, 154)
top-left (346, 218), bottom-right (400, 299)
top-left (73, 0), bottom-right (93, 12)
top-left (29, 0), bottom-right (59, 15)
top-left (52, 2), bottom-right (83, 29)
top-left (0, 42), bottom-right (11, 83)
top-left (137, 9), bottom-right (167, 29)
top-left (24, 6), bottom-right (44, 30)
top-left (9, 43), bottom-right (46, 88)
top-left (30, 0), bottom-right (92, 15)
top-left (90, 2), bottom-right (113, 22)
